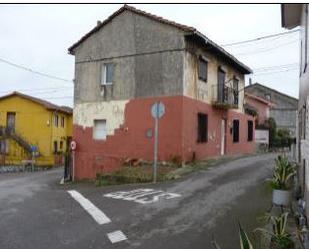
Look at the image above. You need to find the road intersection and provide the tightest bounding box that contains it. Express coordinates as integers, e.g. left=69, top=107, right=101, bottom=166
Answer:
left=0, top=153, right=275, bottom=249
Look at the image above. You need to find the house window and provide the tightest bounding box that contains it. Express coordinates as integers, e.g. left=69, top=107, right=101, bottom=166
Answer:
left=53, top=141, right=58, bottom=153
left=197, top=113, right=208, bottom=143
left=247, top=120, right=253, bottom=142
left=54, top=114, right=59, bottom=127
left=101, top=63, right=114, bottom=85
left=233, top=77, right=239, bottom=106
left=61, top=116, right=65, bottom=127
left=60, top=141, right=63, bottom=150
left=265, top=94, right=271, bottom=101
left=233, top=120, right=240, bottom=143
left=93, top=119, right=107, bottom=140
left=218, top=67, right=226, bottom=103
left=198, top=57, right=208, bottom=82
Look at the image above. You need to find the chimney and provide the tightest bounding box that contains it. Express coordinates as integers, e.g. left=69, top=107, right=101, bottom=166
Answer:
left=97, top=21, right=101, bottom=26
left=249, top=78, right=252, bottom=85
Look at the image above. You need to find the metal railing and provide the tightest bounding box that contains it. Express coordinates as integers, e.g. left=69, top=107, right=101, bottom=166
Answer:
left=0, top=126, right=33, bottom=153
left=211, top=84, right=239, bottom=108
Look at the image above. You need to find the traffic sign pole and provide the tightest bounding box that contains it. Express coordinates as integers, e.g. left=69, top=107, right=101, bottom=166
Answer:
left=153, top=103, right=159, bottom=183
left=151, top=101, right=165, bottom=183
left=70, top=141, right=77, bottom=182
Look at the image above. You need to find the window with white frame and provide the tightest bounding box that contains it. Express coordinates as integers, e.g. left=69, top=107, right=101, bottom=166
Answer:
left=101, top=63, right=114, bottom=85
left=93, top=119, right=107, bottom=140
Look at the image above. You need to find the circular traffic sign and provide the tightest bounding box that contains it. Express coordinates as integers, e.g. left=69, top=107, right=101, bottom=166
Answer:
left=70, top=141, right=77, bottom=151
left=151, top=102, right=165, bottom=119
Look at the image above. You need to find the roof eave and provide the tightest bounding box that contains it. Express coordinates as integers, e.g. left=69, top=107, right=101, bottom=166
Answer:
left=186, top=31, right=252, bottom=75
left=281, top=4, right=302, bottom=29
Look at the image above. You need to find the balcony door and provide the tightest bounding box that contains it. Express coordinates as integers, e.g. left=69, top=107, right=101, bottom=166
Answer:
left=7, top=112, right=16, bottom=133
left=218, top=68, right=226, bottom=103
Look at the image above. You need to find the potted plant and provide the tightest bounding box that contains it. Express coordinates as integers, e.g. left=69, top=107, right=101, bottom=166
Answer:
left=211, top=223, right=254, bottom=249
left=256, top=212, right=294, bottom=249
left=271, top=155, right=296, bottom=206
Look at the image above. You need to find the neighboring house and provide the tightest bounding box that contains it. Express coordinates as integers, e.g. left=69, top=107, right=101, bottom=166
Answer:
left=245, top=83, right=298, bottom=137
left=69, top=5, right=255, bottom=180
left=244, top=93, right=275, bottom=146
left=281, top=4, right=309, bottom=216
left=244, top=92, right=275, bottom=127
left=0, top=92, right=73, bottom=166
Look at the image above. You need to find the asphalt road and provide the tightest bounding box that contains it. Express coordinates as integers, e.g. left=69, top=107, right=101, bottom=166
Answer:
left=0, top=153, right=276, bottom=249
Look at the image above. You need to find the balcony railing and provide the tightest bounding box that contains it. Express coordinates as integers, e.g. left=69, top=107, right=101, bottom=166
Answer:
left=211, top=84, right=239, bottom=109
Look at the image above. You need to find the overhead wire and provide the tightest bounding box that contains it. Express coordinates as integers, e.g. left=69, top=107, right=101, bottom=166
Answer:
left=221, top=29, right=300, bottom=47
left=0, top=57, right=72, bottom=83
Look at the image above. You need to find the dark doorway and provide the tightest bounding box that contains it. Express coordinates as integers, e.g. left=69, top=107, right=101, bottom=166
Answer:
left=6, top=112, right=16, bottom=133
left=218, top=68, right=226, bottom=103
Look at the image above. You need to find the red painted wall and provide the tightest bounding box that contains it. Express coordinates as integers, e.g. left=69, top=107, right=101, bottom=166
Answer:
left=73, top=96, right=255, bottom=179
left=73, top=96, right=183, bottom=179
left=181, top=97, right=255, bottom=161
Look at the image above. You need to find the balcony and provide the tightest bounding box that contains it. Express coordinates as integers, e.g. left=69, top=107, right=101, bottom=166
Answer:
left=211, top=84, right=239, bottom=109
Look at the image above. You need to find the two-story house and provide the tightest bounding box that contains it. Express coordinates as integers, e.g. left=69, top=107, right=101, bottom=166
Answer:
left=69, top=5, right=255, bottom=179
left=0, top=91, right=72, bottom=166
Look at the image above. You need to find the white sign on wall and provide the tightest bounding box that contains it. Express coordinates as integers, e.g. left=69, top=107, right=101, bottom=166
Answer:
left=255, top=129, right=269, bottom=144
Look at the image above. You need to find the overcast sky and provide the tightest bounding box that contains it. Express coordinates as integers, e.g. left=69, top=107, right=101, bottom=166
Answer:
left=0, top=4, right=299, bottom=107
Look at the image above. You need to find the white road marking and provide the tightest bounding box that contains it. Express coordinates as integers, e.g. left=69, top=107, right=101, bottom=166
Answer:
left=67, top=190, right=111, bottom=225
left=107, top=230, right=128, bottom=243
left=104, top=188, right=181, bottom=204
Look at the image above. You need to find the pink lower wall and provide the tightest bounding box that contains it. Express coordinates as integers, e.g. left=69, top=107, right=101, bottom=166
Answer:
left=73, top=96, right=255, bottom=179
left=245, top=97, right=269, bottom=126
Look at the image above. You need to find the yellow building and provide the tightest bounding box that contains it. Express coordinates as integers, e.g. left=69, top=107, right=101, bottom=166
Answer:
left=0, top=91, right=72, bottom=166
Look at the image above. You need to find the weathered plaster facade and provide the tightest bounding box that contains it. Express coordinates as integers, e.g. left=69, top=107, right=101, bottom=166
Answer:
left=183, top=41, right=245, bottom=112
left=73, top=11, right=185, bottom=104
left=73, top=100, right=128, bottom=135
